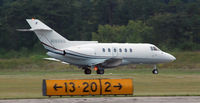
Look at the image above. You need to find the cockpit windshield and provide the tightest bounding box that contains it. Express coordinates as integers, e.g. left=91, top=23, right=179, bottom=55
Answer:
left=150, top=46, right=161, bottom=51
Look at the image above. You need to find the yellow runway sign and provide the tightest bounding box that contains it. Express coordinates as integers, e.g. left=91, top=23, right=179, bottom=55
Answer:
left=43, top=78, right=133, bottom=96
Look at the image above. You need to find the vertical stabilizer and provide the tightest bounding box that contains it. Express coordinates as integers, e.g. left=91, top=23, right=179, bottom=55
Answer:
left=17, top=19, right=99, bottom=55
left=25, top=19, right=70, bottom=54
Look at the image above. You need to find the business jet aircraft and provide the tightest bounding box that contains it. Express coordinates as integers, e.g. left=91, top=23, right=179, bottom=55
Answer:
left=17, top=19, right=176, bottom=75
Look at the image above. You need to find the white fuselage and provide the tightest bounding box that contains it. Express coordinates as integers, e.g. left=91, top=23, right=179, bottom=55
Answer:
left=47, top=43, right=176, bottom=68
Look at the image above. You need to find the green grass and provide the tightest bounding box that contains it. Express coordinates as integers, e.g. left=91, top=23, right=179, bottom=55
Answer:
left=0, top=51, right=200, bottom=99
left=0, top=69, right=200, bottom=99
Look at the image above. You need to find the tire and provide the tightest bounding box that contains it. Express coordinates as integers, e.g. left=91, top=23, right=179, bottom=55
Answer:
left=99, top=70, right=104, bottom=74
left=84, top=69, right=91, bottom=74
left=96, top=70, right=100, bottom=74
left=152, top=69, right=158, bottom=74
left=97, top=69, right=104, bottom=74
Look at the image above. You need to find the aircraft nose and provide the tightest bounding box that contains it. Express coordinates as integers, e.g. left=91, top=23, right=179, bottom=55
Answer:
left=167, top=53, right=176, bottom=61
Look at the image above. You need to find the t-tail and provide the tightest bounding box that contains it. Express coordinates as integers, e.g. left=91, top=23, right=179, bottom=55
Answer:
left=17, top=19, right=71, bottom=55
left=17, top=19, right=98, bottom=55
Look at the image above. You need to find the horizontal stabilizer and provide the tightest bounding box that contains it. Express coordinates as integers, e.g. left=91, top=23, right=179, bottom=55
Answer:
left=16, top=28, right=52, bottom=32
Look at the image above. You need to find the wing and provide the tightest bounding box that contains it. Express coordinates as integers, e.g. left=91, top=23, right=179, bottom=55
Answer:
left=100, top=58, right=123, bottom=68
left=43, top=58, right=69, bottom=64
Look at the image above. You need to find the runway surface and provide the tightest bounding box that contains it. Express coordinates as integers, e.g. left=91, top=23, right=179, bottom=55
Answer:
left=0, top=96, right=200, bottom=103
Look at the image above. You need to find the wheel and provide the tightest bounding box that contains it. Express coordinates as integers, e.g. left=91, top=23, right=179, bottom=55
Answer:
left=152, top=69, right=158, bottom=74
left=96, top=69, right=104, bottom=74
left=84, top=69, right=91, bottom=74
left=99, top=69, right=104, bottom=74
left=96, top=70, right=100, bottom=74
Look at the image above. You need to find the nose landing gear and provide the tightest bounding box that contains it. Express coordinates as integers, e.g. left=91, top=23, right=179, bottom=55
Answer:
left=152, top=65, right=159, bottom=74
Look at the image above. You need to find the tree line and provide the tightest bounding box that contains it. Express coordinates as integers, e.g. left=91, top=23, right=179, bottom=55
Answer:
left=0, top=0, right=200, bottom=54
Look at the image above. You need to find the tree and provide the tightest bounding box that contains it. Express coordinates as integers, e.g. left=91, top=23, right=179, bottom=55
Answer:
left=92, top=20, right=153, bottom=43
left=0, top=0, right=200, bottom=52
left=148, top=12, right=200, bottom=50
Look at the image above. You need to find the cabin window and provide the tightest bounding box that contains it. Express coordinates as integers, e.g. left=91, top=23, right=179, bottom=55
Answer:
left=119, top=48, right=122, bottom=52
left=114, top=48, right=117, bottom=52
left=130, top=48, right=132, bottom=52
left=108, top=48, right=111, bottom=52
left=102, top=48, right=105, bottom=52
left=125, top=48, right=127, bottom=52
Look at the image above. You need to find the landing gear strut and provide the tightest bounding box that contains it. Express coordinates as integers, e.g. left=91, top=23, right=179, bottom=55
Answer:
left=83, top=67, right=91, bottom=74
left=152, top=65, right=158, bottom=74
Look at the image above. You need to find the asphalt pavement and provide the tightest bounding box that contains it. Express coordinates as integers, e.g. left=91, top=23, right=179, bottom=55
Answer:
left=0, top=96, right=200, bottom=103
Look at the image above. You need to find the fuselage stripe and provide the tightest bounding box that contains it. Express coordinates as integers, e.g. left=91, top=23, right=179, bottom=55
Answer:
left=41, top=41, right=63, bottom=52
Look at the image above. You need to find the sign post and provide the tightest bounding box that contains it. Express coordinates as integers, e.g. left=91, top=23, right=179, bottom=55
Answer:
left=43, top=78, right=133, bottom=96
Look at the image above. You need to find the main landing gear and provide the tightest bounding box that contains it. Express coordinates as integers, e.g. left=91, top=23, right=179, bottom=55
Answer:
left=95, top=65, right=104, bottom=75
left=83, top=67, right=91, bottom=74
left=152, top=65, right=158, bottom=74
left=96, top=69, right=104, bottom=74
left=82, top=66, right=105, bottom=75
